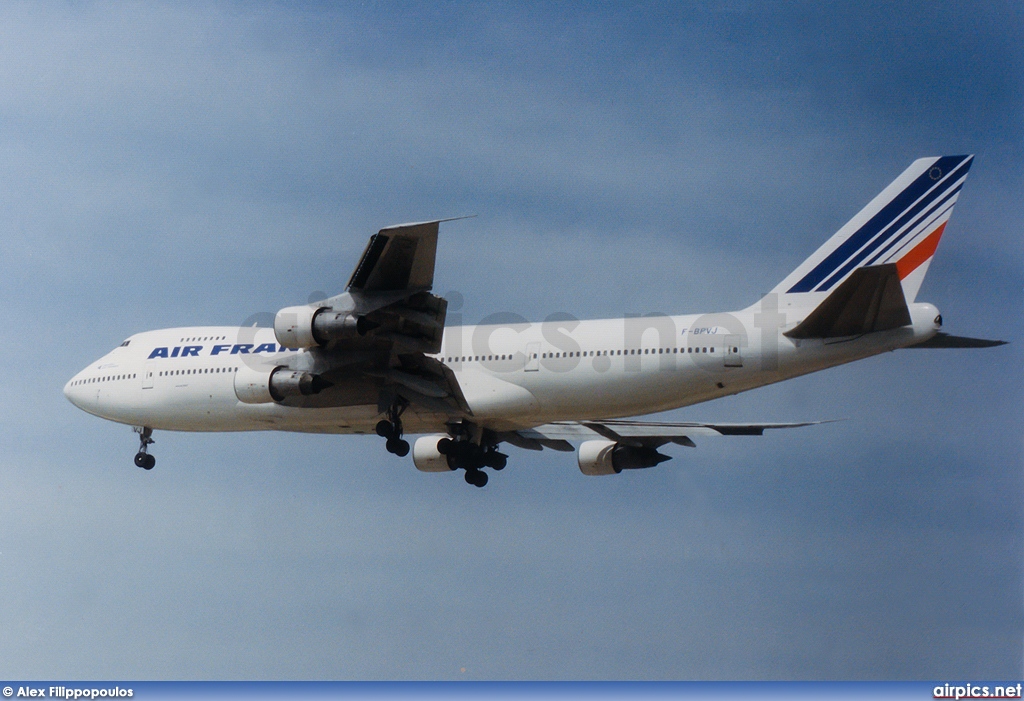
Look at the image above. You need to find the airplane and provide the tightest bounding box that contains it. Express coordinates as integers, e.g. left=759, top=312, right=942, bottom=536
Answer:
left=64, top=155, right=1005, bottom=487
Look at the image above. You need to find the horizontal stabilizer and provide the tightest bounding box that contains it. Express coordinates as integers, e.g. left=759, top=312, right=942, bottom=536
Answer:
left=907, top=333, right=1008, bottom=349
left=785, top=264, right=911, bottom=339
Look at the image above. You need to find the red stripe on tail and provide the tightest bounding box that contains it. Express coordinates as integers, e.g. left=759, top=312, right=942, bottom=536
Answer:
left=896, top=222, right=947, bottom=279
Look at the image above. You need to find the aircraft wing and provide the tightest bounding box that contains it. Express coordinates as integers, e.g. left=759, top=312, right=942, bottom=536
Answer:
left=313, top=217, right=473, bottom=353
left=277, top=219, right=474, bottom=415
left=347, top=220, right=442, bottom=293
left=342, top=216, right=472, bottom=294
left=498, top=419, right=830, bottom=452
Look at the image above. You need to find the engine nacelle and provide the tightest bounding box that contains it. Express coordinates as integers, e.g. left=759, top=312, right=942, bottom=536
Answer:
left=412, top=434, right=456, bottom=472
left=577, top=440, right=671, bottom=476
left=274, top=305, right=321, bottom=349
left=274, top=305, right=370, bottom=349
left=233, top=364, right=330, bottom=404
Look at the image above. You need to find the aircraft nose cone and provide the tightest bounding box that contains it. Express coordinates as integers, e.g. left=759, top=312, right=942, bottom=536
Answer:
left=64, top=374, right=84, bottom=409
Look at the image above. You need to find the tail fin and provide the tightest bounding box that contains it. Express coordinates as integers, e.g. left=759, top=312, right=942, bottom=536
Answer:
left=772, top=155, right=973, bottom=303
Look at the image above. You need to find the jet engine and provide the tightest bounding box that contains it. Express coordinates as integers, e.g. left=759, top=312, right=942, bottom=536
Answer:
left=577, top=440, right=671, bottom=476
left=412, top=434, right=456, bottom=472
left=233, top=364, right=331, bottom=404
left=273, top=305, right=372, bottom=349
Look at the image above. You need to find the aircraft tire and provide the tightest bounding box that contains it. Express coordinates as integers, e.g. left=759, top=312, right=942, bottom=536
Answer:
left=386, top=437, right=410, bottom=456
left=464, top=469, right=487, bottom=487
left=134, top=452, right=148, bottom=468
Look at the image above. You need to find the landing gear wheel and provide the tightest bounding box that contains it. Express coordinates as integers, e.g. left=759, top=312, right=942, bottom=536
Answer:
left=133, top=427, right=155, bottom=470
left=387, top=438, right=410, bottom=457
left=378, top=400, right=410, bottom=456
left=465, top=469, right=488, bottom=488
left=484, top=451, right=507, bottom=470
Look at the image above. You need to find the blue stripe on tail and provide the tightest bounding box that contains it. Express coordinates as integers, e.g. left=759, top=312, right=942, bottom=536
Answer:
left=787, top=155, right=971, bottom=293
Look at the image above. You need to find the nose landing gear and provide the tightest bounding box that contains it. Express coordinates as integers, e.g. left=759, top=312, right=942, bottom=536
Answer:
left=133, top=426, right=156, bottom=470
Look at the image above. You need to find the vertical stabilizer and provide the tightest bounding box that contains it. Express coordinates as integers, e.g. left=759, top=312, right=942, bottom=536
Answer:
left=772, top=156, right=973, bottom=304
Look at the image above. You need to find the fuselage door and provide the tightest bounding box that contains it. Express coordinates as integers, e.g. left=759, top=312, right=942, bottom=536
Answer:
left=724, top=335, right=743, bottom=368
left=142, top=363, right=155, bottom=389
left=524, top=342, right=540, bottom=372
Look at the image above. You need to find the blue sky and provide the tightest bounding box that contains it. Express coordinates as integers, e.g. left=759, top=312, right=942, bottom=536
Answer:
left=0, top=1, right=1021, bottom=679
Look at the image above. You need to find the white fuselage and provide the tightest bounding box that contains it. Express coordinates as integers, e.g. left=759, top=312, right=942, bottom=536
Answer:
left=64, top=302, right=941, bottom=435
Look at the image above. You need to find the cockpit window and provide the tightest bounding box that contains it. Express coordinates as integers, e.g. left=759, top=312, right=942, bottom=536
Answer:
left=120, top=340, right=131, bottom=347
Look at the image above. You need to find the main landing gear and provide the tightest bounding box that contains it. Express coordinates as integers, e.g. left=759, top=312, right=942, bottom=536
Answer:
left=133, top=426, right=156, bottom=470
left=436, top=431, right=507, bottom=488
left=376, top=402, right=410, bottom=457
